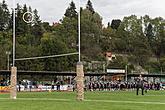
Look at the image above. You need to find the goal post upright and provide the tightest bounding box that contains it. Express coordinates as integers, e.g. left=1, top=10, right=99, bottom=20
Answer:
left=76, top=0, right=84, bottom=101
left=10, top=67, right=17, bottom=99
left=10, top=0, right=17, bottom=99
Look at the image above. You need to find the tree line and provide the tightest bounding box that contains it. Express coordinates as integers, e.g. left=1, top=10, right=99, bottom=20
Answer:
left=0, top=0, right=165, bottom=73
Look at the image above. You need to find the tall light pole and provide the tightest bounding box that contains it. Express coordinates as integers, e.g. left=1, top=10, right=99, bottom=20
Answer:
left=6, top=51, right=11, bottom=70
left=160, top=66, right=163, bottom=82
left=125, top=65, right=128, bottom=82
left=13, top=0, right=16, bottom=66
left=78, top=0, right=81, bottom=62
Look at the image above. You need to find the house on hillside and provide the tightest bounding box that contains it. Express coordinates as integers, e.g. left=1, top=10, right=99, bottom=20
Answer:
left=105, top=52, right=116, bottom=61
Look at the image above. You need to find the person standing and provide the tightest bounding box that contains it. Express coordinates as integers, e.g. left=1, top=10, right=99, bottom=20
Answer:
left=136, top=74, right=145, bottom=95
left=56, top=81, right=60, bottom=91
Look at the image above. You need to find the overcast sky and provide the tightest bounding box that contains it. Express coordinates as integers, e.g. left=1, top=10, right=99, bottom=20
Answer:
left=2, top=0, right=165, bottom=26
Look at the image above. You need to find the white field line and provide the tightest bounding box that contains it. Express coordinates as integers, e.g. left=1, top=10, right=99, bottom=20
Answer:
left=145, top=95, right=165, bottom=96
left=0, top=98, right=165, bottom=105
left=85, top=99, right=165, bottom=105
left=0, top=98, right=71, bottom=101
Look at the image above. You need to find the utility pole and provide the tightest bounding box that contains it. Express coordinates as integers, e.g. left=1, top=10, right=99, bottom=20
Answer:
left=160, top=67, right=163, bottom=82
left=6, top=51, right=11, bottom=70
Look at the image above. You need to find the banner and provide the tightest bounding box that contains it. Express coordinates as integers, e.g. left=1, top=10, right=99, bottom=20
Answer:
left=0, top=86, right=10, bottom=92
left=107, top=69, right=125, bottom=73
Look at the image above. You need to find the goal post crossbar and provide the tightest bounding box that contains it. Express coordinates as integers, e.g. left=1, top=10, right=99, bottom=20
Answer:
left=15, top=52, right=78, bottom=61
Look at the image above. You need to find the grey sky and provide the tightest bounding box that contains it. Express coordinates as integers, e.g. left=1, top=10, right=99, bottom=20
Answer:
left=2, top=0, right=165, bottom=26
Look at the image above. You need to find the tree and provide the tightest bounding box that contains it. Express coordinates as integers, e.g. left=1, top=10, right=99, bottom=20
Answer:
left=0, top=0, right=10, bottom=31
left=146, top=23, right=154, bottom=44
left=101, top=27, right=116, bottom=52
left=42, top=22, right=52, bottom=32
left=31, top=9, right=44, bottom=45
left=33, top=9, right=41, bottom=25
left=160, top=21, right=165, bottom=56
left=22, top=4, right=31, bottom=34
left=15, top=3, right=26, bottom=36
left=80, top=8, right=102, bottom=60
left=15, top=44, right=43, bottom=71
left=86, top=0, right=95, bottom=14
left=60, top=17, right=78, bottom=48
left=111, top=19, right=121, bottom=30
left=150, top=17, right=164, bottom=60
left=40, top=33, right=73, bottom=71
left=117, top=15, right=151, bottom=66
left=0, top=31, right=12, bottom=70
left=107, top=22, right=110, bottom=28
left=64, top=1, right=77, bottom=19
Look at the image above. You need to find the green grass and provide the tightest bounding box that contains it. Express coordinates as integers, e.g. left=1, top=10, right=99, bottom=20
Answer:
left=0, top=90, right=165, bottom=110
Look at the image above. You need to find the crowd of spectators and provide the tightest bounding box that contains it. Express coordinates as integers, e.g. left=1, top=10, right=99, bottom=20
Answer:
left=85, top=81, right=161, bottom=91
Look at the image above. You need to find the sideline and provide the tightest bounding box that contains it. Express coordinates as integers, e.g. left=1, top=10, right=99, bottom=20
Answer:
left=0, top=98, right=165, bottom=105
left=85, top=99, right=165, bottom=105
left=0, top=98, right=71, bottom=101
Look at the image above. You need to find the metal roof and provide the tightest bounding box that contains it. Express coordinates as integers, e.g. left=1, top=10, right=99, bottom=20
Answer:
left=0, top=70, right=106, bottom=76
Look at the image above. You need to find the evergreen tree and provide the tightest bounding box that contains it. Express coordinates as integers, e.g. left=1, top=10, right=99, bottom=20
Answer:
left=64, top=1, right=77, bottom=18
left=0, top=0, right=10, bottom=31
left=146, top=23, right=154, bottom=45
left=33, top=9, right=41, bottom=25
left=15, top=3, right=25, bottom=36
left=22, top=4, right=31, bottom=34
left=81, top=8, right=102, bottom=60
left=86, top=0, right=95, bottom=14
left=151, top=17, right=164, bottom=59
left=16, top=4, right=33, bottom=37
left=31, top=9, right=44, bottom=45
left=107, top=22, right=110, bottom=28
left=111, top=19, right=121, bottom=30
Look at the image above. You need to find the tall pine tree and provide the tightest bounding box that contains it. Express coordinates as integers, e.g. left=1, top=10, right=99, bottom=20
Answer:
left=64, top=1, right=77, bottom=18
left=0, top=0, right=10, bottom=31
left=86, top=0, right=95, bottom=14
left=31, top=9, right=44, bottom=45
left=146, top=23, right=154, bottom=46
left=16, top=3, right=24, bottom=36
left=111, top=19, right=121, bottom=30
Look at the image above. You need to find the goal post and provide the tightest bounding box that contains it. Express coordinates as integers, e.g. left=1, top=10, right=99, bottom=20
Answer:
left=10, top=66, right=17, bottom=99
left=9, top=52, right=80, bottom=99
left=76, top=62, right=84, bottom=101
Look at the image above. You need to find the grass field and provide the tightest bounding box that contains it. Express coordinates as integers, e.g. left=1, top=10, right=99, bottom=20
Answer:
left=0, top=90, right=165, bottom=110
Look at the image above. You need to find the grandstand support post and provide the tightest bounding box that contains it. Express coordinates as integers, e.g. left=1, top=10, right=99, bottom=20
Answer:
left=76, top=62, right=84, bottom=101
left=10, top=66, right=17, bottom=99
left=125, top=65, right=128, bottom=82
